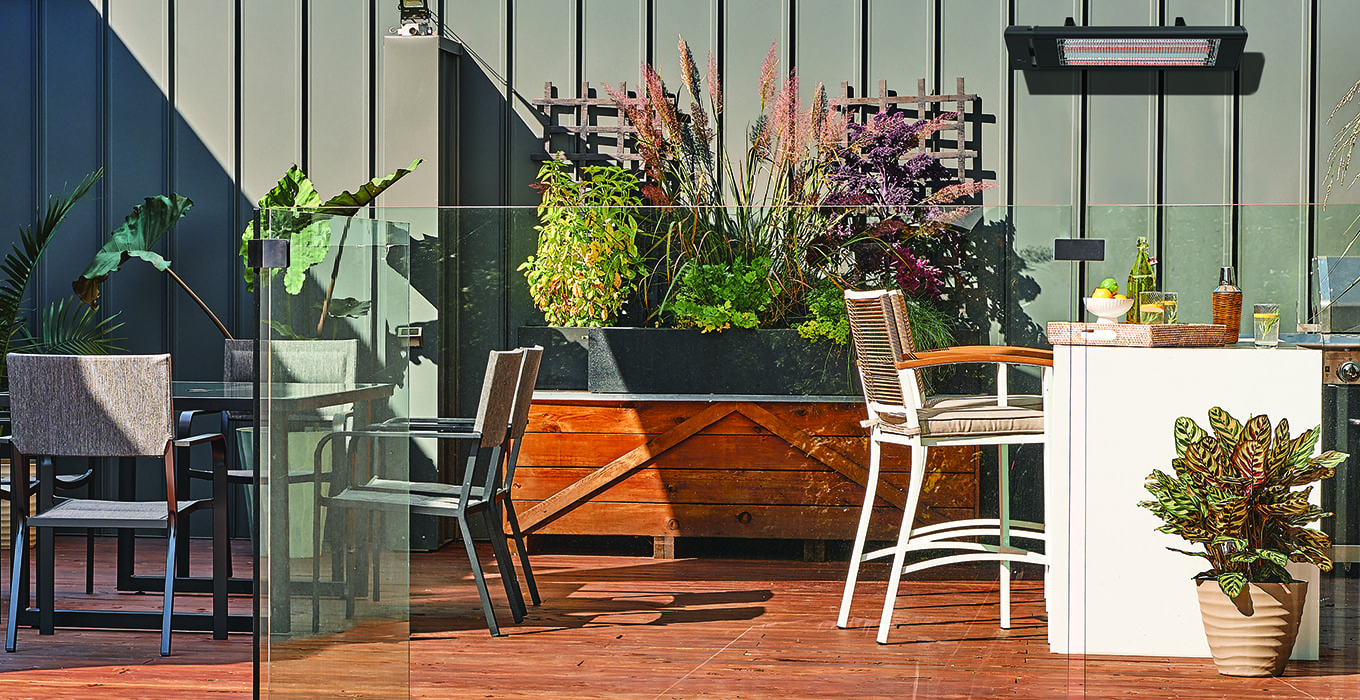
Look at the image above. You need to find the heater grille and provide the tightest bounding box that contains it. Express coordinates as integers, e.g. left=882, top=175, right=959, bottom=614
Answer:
left=1057, top=37, right=1221, bottom=67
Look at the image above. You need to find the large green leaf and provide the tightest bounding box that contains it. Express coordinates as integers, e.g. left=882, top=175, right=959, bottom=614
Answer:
left=1216, top=571, right=1247, bottom=598
left=240, top=159, right=422, bottom=294
left=320, top=158, right=423, bottom=214
left=73, top=194, right=194, bottom=306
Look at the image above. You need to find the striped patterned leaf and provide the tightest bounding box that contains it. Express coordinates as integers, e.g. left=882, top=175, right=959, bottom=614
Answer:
left=1282, top=462, right=1336, bottom=487
left=1208, top=406, right=1243, bottom=452
left=1182, top=438, right=1217, bottom=480
left=1173, top=416, right=1207, bottom=458
left=1266, top=418, right=1292, bottom=482
left=1289, top=427, right=1320, bottom=468
left=1210, top=494, right=1248, bottom=537
left=1257, top=549, right=1289, bottom=569
left=1233, top=438, right=1267, bottom=486
left=1217, top=571, right=1247, bottom=598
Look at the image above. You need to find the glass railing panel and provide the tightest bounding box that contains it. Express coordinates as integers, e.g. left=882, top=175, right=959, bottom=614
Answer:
left=1067, top=203, right=1360, bottom=696
left=257, top=210, right=411, bottom=698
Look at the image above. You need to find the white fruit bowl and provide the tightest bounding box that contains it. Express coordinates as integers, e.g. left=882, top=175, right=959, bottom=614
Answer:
left=1083, top=296, right=1134, bottom=324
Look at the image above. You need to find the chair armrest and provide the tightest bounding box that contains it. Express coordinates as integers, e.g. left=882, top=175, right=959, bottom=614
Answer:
left=896, top=345, right=1053, bottom=370
left=173, top=432, right=227, bottom=448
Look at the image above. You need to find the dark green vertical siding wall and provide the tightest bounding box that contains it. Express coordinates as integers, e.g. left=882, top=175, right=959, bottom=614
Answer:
left=3, top=1, right=1360, bottom=378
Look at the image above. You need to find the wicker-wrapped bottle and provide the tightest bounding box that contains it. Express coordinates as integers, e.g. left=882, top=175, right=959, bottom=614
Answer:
left=1126, top=237, right=1155, bottom=323
left=1213, top=266, right=1242, bottom=344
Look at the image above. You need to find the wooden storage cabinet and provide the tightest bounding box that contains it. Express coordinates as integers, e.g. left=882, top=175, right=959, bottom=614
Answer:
left=513, top=395, right=978, bottom=543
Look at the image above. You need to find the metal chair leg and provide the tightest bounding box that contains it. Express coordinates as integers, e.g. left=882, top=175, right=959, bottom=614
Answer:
left=161, top=523, right=177, bottom=656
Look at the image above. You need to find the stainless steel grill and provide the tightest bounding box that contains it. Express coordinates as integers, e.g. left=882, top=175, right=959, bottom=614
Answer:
left=1286, top=256, right=1360, bottom=566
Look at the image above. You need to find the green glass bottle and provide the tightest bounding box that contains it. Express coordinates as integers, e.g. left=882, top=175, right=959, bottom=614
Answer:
left=1126, top=237, right=1155, bottom=323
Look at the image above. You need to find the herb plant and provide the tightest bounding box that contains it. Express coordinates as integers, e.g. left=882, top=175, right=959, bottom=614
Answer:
left=667, top=257, right=773, bottom=333
left=1139, top=407, right=1343, bottom=598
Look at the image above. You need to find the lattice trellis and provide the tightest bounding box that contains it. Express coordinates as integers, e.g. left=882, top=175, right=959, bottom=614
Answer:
left=530, top=82, right=642, bottom=166
left=532, top=77, right=981, bottom=182
left=836, top=77, right=979, bottom=182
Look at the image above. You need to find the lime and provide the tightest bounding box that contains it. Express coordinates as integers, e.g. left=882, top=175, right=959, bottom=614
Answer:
left=1099, top=278, right=1119, bottom=294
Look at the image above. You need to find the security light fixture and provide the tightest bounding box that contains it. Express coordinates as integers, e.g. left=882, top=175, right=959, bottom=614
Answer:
left=1005, top=18, right=1246, bottom=71
left=396, top=0, right=434, bottom=36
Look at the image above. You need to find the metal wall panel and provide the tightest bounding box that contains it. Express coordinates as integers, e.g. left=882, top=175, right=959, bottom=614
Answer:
left=795, top=0, right=860, bottom=107
left=240, top=0, right=302, bottom=203
left=0, top=3, right=35, bottom=242
left=172, top=1, right=238, bottom=377
left=1011, top=1, right=1080, bottom=330
left=654, top=0, right=717, bottom=93
left=865, top=0, right=933, bottom=103
left=1314, top=0, right=1360, bottom=267
left=1161, top=0, right=1234, bottom=326
left=38, top=1, right=104, bottom=312
left=1084, top=0, right=1159, bottom=334
left=722, top=0, right=788, bottom=199
left=1240, top=0, right=1312, bottom=333
left=307, top=0, right=373, bottom=200
left=105, top=0, right=171, bottom=357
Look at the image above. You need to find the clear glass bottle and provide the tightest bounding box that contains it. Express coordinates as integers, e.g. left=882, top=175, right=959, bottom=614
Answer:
left=1126, top=237, right=1155, bottom=323
left=1213, top=266, right=1242, bottom=344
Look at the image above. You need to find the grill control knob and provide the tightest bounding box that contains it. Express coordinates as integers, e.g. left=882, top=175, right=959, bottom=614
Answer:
left=1339, top=361, right=1360, bottom=383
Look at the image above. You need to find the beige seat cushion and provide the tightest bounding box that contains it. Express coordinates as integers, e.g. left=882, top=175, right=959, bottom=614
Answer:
left=879, top=395, right=1044, bottom=438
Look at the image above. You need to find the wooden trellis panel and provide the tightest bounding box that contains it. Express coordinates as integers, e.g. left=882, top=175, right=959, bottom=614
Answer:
left=837, top=77, right=979, bottom=182
left=530, top=82, right=643, bottom=166
left=532, top=77, right=981, bottom=182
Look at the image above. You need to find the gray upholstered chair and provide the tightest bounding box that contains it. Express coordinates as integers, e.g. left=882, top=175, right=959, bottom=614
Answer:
left=313, top=349, right=526, bottom=636
left=187, top=339, right=359, bottom=539
left=837, top=290, right=1052, bottom=644
left=4, top=353, right=227, bottom=656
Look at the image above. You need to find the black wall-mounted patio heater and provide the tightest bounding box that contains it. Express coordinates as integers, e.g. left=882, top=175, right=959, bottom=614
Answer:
left=1005, top=18, right=1247, bottom=71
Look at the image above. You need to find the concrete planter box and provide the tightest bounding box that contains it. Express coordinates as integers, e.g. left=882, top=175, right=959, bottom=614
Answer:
left=519, top=326, right=858, bottom=396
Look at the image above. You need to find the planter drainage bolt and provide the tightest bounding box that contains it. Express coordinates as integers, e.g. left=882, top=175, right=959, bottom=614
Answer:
left=666, top=519, right=679, bottom=530
left=736, top=511, right=753, bottom=524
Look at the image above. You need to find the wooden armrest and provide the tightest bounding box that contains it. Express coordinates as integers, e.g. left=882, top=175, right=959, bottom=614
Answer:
left=896, top=345, right=1054, bottom=370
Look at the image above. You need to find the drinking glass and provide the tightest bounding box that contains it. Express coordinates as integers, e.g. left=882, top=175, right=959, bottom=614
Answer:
left=1138, top=291, right=1165, bottom=324
left=1253, top=303, right=1280, bottom=347
left=1162, top=292, right=1178, bottom=324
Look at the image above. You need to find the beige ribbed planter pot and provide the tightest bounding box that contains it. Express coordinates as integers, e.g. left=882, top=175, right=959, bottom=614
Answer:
left=1195, top=579, right=1307, bottom=677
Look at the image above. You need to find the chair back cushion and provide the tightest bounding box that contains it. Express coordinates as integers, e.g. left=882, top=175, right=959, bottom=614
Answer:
left=7, top=353, right=173, bottom=457
left=224, top=339, right=358, bottom=384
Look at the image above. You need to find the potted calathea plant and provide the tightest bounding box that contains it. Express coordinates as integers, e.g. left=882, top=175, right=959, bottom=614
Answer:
left=1139, top=407, right=1345, bottom=677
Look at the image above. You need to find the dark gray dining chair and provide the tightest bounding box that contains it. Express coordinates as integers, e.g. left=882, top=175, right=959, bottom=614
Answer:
left=313, top=348, right=525, bottom=636
left=4, top=353, right=228, bottom=656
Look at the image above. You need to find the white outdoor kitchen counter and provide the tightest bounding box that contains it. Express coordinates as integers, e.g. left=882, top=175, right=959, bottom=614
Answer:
left=1045, top=341, right=1322, bottom=659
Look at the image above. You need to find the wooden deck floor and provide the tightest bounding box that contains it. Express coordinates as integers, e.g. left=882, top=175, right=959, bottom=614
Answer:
left=0, top=536, right=1357, bottom=698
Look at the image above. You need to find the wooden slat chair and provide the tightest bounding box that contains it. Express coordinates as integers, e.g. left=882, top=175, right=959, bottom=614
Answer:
left=837, top=290, right=1052, bottom=644
left=311, top=349, right=526, bottom=636
left=3, top=353, right=227, bottom=656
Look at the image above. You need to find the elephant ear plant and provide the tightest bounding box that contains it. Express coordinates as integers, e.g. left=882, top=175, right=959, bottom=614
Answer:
left=1139, top=406, right=1346, bottom=599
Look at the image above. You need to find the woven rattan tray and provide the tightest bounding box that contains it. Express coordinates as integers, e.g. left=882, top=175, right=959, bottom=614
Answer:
left=1046, top=321, right=1228, bottom=347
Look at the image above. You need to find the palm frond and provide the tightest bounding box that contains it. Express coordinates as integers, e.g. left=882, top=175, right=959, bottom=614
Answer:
left=12, top=296, right=126, bottom=356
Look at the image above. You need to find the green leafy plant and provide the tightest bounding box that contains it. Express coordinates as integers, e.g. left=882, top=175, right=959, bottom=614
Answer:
left=667, top=257, right=773, bottom=333
left=12, top=296, right=125, bottom=355
left=795, top=282, right=850, bottom=345
left=1139, top=407, right=1345, bottom=599
left=1, top=170, right=106, bottom=384
left=71, top=193, right=234, bottom=338
left=520, top=158, right=645, bottom=327
left=240, top=159, right=421, bottom=335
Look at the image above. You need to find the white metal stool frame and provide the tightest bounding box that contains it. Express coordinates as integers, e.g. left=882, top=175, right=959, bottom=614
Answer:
left=836, top=289, right=1053, bottom=644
